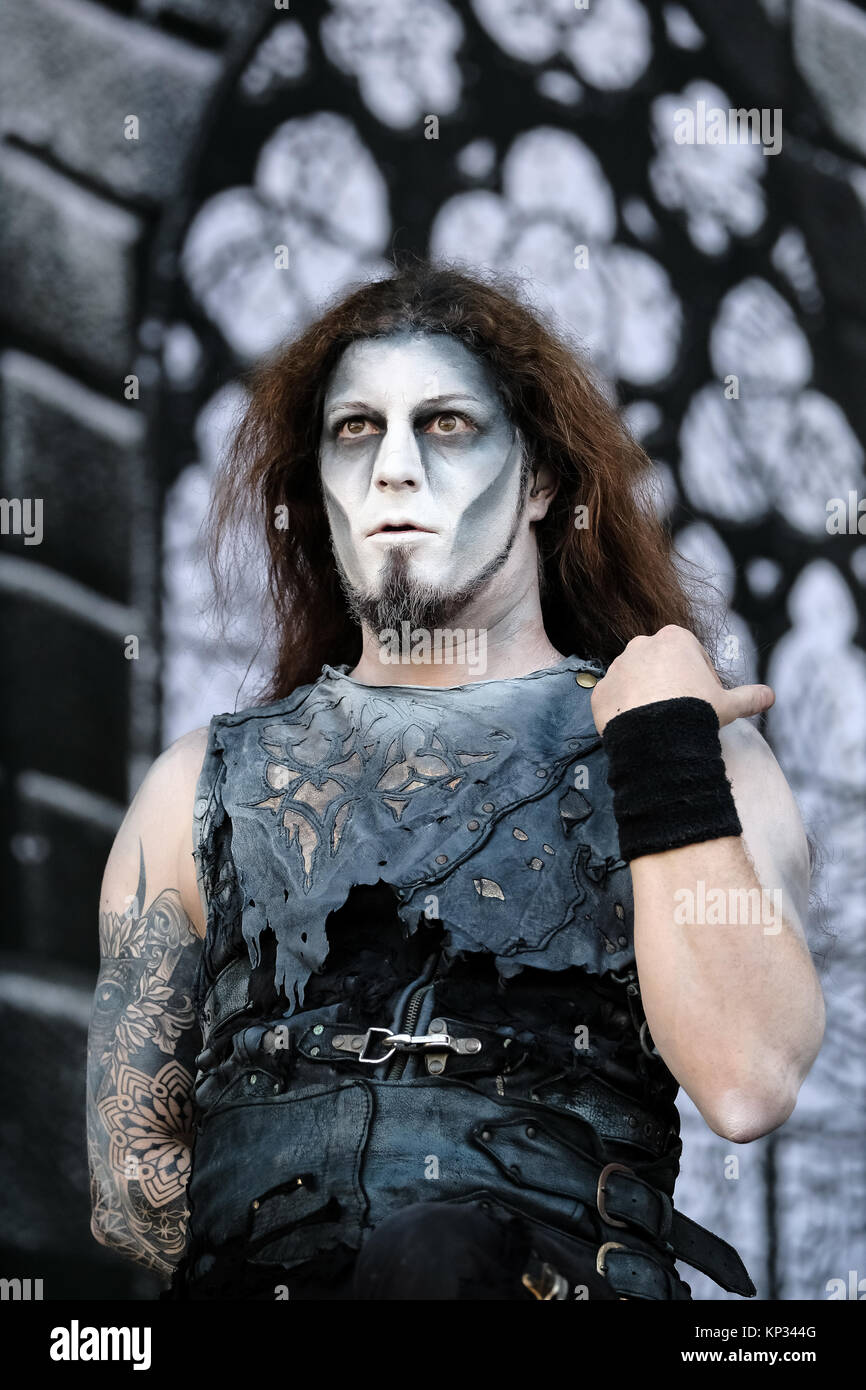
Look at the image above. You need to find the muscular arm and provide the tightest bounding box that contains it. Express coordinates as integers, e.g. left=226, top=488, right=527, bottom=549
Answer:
left=590, top=626, right=825, bottom=1143
left=630, top=718, right=825, bottom=1143
left=87, top=729, right=208, bottom=1279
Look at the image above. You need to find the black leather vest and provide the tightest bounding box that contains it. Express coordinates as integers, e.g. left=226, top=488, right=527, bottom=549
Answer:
left=174, top=655, right=755, bottom=1301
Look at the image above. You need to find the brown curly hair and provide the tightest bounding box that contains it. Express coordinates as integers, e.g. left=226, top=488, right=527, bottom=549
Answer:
left=207, top=253, right=723, bottom=700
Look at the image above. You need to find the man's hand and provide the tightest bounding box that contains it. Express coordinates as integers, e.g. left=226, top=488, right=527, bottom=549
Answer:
left=590, top=625, right=775, bottom=736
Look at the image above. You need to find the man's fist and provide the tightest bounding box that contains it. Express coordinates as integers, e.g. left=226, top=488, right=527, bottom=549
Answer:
left=590, top=625, right=775, bottom=737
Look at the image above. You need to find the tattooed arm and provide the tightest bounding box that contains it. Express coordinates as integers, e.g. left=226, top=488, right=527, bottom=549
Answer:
left=87, top=728, right=209, bottom=1279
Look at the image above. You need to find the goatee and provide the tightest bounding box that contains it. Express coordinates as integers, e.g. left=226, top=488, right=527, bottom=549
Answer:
left=337, top=544, right=479, bottom=633
left=334, top=507, right=525, bottom=638
left=331, top=456, right=532, bottom=637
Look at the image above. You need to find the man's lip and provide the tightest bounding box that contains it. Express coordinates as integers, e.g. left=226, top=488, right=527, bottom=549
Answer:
left=366, top=523, right=436, bottom=537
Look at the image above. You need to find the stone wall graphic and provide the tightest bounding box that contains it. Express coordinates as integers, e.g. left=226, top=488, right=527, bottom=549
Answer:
left=0, top=0, right=863, bottom=1299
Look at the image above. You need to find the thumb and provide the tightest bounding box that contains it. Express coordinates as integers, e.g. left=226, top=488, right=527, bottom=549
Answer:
left=720, top=683, right=775, bottom=725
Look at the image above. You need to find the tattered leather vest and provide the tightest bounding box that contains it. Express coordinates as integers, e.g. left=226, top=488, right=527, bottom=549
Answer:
left=176, top=655, right=755, bottom=1301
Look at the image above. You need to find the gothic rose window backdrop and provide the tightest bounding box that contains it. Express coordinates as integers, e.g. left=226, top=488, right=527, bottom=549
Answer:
left=0, top=0, right=863, bottom=1300
left=161, top=0, right=866, bottom=1303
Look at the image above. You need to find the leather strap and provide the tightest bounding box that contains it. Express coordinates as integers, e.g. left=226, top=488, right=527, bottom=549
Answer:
left=296, top=1017, right=519, bottom=1070
left=204, top=969, right=673, bottom=1158
left=535, top=1078, right=675, bottom=1159
left=472, top=1114, right=755, bottom=1297
left=201, top=957, right=252, bottom=1046
left=602, top=1246, right=693, bottom=1301
left=198, top=964, right=754, bottom=1297
left=301, top=1018, right=673, bottom=1158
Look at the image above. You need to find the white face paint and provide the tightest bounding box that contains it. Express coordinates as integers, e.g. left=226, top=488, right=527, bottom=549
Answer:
left=318, top=331, right=530, bottom=629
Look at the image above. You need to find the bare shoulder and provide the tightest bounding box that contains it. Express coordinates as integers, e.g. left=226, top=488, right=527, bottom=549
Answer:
left=122, top=726, right=210, bottom=840
left=103, top=727, right=211, bottom=939
left=137, top=726, right=210, bottom=798
left=718, top=717, right=812, bottom=932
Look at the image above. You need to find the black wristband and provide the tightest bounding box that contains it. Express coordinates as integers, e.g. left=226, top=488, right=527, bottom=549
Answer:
left=601, top=697, right=743, bottom=861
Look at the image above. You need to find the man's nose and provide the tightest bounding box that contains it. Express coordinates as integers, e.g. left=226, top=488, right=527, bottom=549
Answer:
left=371, top=420, right=424, bottom=489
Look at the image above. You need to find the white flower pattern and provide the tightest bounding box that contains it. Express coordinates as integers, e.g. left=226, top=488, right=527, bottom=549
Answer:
left=650, top=81, right=770, bottom=256
left=321, top=0, right=465, bottom=129
left=159, top=0, right=865, bottom=1302
left=181, top=113, right=393, bottom=361
left=472, top=0, right=652, bottom=91
left=431, top=127, right=682, bottom=386
left=679, top=279, right=864, bottom=535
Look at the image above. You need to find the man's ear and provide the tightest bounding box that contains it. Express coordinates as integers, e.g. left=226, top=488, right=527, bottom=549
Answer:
left=514, top=425, right=557, bottom=516
left=528, top=459, right=559, bottom=513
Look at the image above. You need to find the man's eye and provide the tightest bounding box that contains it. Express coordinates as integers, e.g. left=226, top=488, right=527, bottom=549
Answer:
left=336, top=417, right=377, bottom=438
left=424, top=413, right=473, bottom=434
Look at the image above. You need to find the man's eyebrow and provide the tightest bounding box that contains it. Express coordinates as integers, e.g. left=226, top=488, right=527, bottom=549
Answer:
left=326, top=400, right=369, bottom=414
left=325, top=393, right=483, bottom=414
left=422, top=394, right=483, bottom=408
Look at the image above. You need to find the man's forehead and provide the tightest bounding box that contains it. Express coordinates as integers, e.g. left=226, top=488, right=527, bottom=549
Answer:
left=322, top=330, right=500, bottom=406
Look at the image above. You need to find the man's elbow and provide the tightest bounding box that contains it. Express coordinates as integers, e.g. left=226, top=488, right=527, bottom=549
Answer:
left=701, top=1081, right=798, bottom=1144
left=699, top=1005, right=825, bottom=1144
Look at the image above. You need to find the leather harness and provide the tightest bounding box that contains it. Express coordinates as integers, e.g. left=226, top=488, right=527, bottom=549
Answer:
left=197, top=955, right=756, bottom=1300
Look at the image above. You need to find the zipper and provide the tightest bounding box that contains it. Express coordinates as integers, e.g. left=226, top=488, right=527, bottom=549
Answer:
left=384, top=949, right=441, bottom=1080
left=385, top=981, right=431, bottom=1080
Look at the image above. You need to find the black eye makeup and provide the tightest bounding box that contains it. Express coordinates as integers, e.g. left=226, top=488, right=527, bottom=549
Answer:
left=331, top=415, right=374, bottom=437
left=329, top=407, right=483, bottom=440
left=421, top=410, right=480, bottom=434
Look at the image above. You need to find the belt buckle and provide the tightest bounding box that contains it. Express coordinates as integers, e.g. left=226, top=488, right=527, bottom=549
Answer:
left=357, top=1027, right=399, bottom=1064
left=596, top=1240, right=630, bottom=1300
left=596, top=1161, right=635, bottom=1229
left=596, top=1239, right=625, bottom=1276
left=354, top=1025, right=474, bottom=1066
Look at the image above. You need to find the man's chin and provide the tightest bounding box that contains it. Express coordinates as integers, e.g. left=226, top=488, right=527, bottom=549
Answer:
left=337, top=547, right=448, bottom=632
left=335, top=528, right=513, bottom=636
left=349, top=580, right=469, bottom=635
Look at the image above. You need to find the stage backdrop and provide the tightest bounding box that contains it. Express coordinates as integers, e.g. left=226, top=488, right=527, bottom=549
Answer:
left=0, top=0, right=863, bottom=1300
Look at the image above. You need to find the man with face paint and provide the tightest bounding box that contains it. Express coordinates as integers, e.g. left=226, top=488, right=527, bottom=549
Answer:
left=89, top=262, right=823, bottom=1301
left=318, top=330, right=562, bottom=686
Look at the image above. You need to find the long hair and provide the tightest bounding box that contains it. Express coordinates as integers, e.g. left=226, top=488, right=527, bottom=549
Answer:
left=207, top=255, right=724, bottom=701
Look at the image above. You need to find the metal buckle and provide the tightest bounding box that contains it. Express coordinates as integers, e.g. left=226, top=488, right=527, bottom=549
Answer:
left=356, top=1027, right=460, bottom=1064
left=389, top=1030, right=455, bottom=1051
left=596, top=1241, right=630, bottom=1299
left=596, top=1161, right=634, bottom=1228
left=357, top=1028, right=400, bottom=1063
left=596, top=1240, right=625, bottom=1276
left=639, top=1019, right=660, bottom=1059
